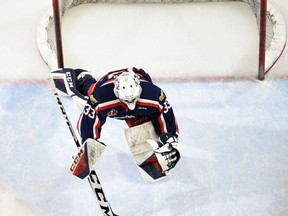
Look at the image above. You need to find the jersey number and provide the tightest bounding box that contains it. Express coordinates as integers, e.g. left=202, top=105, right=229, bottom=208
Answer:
left=83, top=104, right=95, bottom=119
left=163, top=99, right=171, bottom=113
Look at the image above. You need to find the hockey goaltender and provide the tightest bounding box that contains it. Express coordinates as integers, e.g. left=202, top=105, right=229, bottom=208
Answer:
left=51, top=67, right=181, bottom=182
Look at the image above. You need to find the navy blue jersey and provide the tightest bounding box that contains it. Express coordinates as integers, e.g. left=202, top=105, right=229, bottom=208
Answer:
left=77, top=68, right=179, bottom=143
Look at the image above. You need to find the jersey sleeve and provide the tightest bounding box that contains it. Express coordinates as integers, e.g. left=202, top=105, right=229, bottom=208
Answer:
left=77, top=94, right=106, bottom=143
left=152, top=89, right=179, bottom=139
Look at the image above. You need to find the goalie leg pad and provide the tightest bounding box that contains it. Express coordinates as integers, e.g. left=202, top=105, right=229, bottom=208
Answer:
left=125, top=121, right=157, bottom=165
left=139, top=154, right=168, bottom=180
left=70, top=139, right=106, bottom=179
left=125, top=121, right=170, bottom=182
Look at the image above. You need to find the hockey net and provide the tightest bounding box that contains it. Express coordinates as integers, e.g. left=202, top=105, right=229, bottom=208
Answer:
left=37, top=0, right=286, bottom=80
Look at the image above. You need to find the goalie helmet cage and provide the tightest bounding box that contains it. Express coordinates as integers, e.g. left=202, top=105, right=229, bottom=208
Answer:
left=37, top=0, right=287, bottom=80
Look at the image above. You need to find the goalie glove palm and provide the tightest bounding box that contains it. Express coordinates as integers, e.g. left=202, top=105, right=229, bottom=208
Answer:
left=147, top=133, right=180, bottom=172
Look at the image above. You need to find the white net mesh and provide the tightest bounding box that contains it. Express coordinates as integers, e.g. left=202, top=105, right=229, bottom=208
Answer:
left=36, top=0, right=286, bottom=76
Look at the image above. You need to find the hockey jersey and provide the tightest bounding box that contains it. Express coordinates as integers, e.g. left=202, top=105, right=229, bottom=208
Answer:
left=77, top=68, right=179, bottom=143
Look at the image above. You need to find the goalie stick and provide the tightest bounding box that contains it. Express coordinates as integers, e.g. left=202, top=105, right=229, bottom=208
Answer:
left=49, top=0, right=118, bottom=215
left=49, top=81, right=117, bottom=216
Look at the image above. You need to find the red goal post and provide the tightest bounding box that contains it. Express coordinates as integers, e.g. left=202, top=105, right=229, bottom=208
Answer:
left=36, top=0, right=287, bottom=80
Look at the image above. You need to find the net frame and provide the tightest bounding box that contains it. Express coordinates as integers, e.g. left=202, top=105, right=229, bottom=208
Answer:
left=36, top=0, right=287, bottom=80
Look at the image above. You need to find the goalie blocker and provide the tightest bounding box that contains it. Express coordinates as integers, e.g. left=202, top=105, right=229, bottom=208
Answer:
left=69, top=139, right=106, bottom=179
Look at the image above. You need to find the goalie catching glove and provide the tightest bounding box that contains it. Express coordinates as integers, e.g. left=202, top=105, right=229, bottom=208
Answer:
left=147, top=133, right=180, bottom=173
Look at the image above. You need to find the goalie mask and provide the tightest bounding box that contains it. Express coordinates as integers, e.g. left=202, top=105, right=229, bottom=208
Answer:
left=114, top=70, right=142, bottom=110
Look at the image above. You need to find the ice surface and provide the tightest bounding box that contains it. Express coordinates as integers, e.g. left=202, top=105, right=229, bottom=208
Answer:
left=0, top=1, right=288, bottom=216
left=1, top=80, right=288, bottom=216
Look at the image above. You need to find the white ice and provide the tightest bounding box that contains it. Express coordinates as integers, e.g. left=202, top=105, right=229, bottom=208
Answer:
left=0, top=1, right=288, bottom=216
